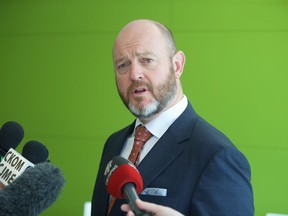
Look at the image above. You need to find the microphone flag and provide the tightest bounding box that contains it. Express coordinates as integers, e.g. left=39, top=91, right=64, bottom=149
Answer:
left=0, top=148, right=34, bottom=186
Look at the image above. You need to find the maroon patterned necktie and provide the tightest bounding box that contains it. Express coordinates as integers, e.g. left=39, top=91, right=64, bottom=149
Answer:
left=107, top=125, right=152, bottom=215
left=128, top=125, right=152, bottom=165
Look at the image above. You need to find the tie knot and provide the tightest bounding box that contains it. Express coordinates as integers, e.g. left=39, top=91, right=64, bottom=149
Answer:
left=134, top=125, right=152, bottom=142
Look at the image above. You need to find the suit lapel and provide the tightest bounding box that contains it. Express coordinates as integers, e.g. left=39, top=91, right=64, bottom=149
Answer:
left=137, top=131, right=183, bottom=188
left=137, top=102, right=197, bottom=188
left=104, top=123, right=135, bottom=160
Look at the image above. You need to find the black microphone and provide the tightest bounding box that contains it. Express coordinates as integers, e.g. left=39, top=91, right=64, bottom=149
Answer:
left=22, top=140, right=49, bottom=164
left=0, top=121, right=24, bottom=161
left=0, top=162, right=65, bottom=216
left=104, top=156, right=152, bottom=216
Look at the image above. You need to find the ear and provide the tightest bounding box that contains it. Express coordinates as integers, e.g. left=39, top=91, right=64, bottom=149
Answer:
left=172, top=51, right=186, bottom=79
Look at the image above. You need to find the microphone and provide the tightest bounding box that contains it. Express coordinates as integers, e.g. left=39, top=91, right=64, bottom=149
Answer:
left=104, top=156, right=152, bottom=216
left=0, top=121, right=24, bottom=161
left=22, top=140, right=49, bottom=164
left=0, top=140, right=49, bottom=186
left=0, top=162, right=65, bottom=216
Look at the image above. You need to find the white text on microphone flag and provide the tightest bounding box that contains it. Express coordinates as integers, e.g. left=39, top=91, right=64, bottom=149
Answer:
left=0, top=148, right=34, bottom=186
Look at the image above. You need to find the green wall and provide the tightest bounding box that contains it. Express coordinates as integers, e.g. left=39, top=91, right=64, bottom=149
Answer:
left=0, top=1, right=287, bottom=215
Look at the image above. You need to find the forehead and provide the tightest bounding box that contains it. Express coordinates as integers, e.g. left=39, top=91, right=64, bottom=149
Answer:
left=113, top=22, right=168, bottom=60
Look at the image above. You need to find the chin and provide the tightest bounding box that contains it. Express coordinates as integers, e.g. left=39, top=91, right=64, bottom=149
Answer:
left=129, top=100, right=159, bottom=119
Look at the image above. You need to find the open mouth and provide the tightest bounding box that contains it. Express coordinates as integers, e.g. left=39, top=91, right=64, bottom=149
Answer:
left=134, top=88, right=147, bottom=94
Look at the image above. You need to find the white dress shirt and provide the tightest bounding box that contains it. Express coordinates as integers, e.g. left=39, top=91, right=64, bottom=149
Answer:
left=120, top=95, right=188, bottom=165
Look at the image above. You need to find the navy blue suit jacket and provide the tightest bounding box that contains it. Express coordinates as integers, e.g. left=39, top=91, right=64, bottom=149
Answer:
left=91, top=102, right=254, bottom=215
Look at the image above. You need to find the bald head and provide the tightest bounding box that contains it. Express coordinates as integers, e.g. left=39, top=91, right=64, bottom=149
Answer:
left=113, top=19, right=177, bottom=59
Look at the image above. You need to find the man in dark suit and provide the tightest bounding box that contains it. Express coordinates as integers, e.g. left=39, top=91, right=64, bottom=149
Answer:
left=91, top=19, right=254, bottom=216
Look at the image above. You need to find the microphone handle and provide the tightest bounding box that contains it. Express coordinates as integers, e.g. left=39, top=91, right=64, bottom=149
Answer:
left=122, top=183, right=152, bottom=216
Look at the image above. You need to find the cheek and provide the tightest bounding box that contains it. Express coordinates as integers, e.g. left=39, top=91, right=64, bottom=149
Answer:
left=116, top=77, right=129, bottom=92
left=149, top=69, right=170, bottom=86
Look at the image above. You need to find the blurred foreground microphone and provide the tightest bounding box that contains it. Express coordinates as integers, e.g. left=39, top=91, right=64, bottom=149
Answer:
left=22, top=140, right=49, bottom=164
left=0, top=121, right=24, bottom=161
left=0, top=162, right=65, bottom=216
left=0, top=140, right=49, bottom=186
left=104, top=156, right=152, bottom=216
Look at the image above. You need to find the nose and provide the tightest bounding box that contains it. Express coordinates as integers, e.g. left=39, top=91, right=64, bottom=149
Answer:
left=129, top=62, right=143, bottom=81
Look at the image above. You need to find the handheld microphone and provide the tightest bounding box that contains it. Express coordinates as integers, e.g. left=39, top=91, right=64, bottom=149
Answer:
left=104, top=156, right=152, bottom=216
left=0, top=121, right=24, bottom=161
left=0, top=162, right=65, bottom=216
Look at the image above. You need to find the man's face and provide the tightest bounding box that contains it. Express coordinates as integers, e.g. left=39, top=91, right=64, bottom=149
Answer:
left=113, top=21, right=178, bottom=122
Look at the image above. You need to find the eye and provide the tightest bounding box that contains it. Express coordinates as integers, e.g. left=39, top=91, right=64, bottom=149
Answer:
left=117, top=61, right=130, bottom=70
left=140, top=58, right=153, bottom=64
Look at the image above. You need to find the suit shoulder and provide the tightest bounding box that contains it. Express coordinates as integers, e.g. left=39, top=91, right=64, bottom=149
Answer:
left=192, top=116, right=235, bottom=149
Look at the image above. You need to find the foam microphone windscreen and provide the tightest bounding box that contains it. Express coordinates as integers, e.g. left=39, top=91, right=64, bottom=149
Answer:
left=104, top=156, right=143, bottom=199
left=0, top=121, right=24, bottom=157
left=22, top=140, right=49, bottom=164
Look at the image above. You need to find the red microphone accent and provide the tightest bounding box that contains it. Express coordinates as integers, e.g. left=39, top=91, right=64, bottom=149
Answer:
left=106, top=163, right=143, bottom=199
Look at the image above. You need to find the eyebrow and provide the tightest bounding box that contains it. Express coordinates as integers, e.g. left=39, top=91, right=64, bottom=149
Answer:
left=114, top=51, right=157, bottom=66
left=114, top=57, right=127, bottom=66
left=136, top=51, right=157, bottom=58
